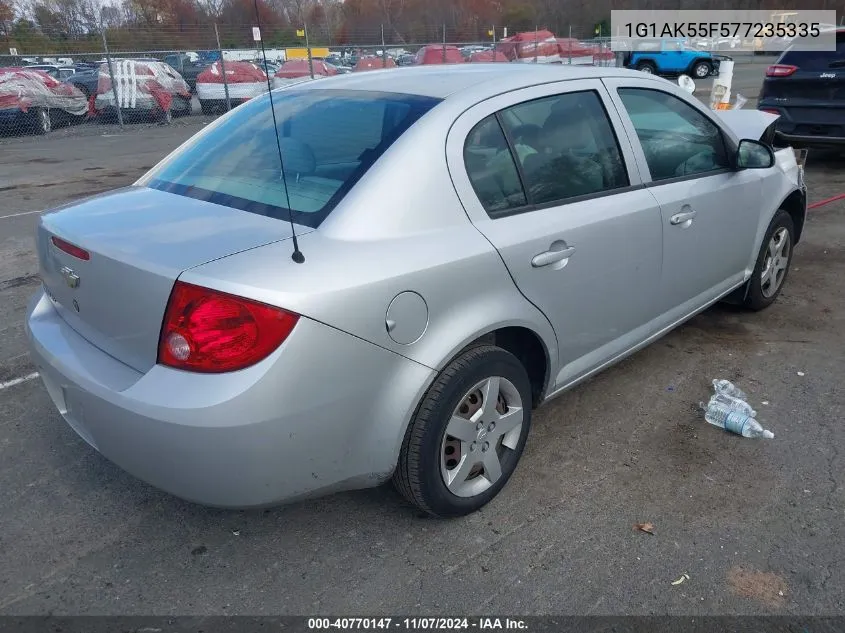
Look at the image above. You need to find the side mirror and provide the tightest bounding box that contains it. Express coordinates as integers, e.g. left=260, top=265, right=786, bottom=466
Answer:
left=736, top=138, right=775, bottom=169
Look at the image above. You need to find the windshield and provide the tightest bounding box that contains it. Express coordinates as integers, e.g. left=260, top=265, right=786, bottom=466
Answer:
left=144, top=89, right=440, bottom=228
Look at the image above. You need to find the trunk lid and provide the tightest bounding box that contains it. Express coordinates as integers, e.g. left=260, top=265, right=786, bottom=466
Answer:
left=37, top=186, right=303, bottom=373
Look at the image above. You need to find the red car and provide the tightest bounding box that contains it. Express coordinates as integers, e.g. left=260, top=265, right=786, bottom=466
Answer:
left=0, top=67, right=88, bottom=134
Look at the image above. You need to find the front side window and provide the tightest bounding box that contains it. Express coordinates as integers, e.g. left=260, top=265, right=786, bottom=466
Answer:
left=617, top=87, right=730, bottom=181
left=144, top=89, right=440, bottom=228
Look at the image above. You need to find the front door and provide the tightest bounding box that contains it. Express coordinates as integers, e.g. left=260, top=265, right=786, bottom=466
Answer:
left=603, top=80, right=762, bottom=317
left=447, top=79, right=664, bottom=389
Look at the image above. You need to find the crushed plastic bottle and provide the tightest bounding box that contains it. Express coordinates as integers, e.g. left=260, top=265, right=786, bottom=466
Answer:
left=707, top=392, right=757, bottom=419
left=701, top=400, right=774, bottom=439
left=712, top=379, right=748, bottom=401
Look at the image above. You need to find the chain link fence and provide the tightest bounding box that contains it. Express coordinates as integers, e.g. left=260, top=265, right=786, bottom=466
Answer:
left=1, top=21, right=750, bottom=139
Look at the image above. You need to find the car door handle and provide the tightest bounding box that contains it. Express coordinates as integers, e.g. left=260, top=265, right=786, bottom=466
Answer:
left=532, top=245, right=576, bottom=267
left=670, top=210, right=697, bottom=225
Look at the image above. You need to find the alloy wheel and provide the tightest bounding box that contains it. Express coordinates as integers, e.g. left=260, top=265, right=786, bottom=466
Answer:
left=440, top=376, right=524, bottom=498
left=39, top=109, right=51, bottom=134
left=694, top=63, right=710, bottom=78
left=761, top=227, right=791, bottom=298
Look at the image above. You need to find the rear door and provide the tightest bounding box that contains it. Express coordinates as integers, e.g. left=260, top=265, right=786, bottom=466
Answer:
left=604, top=78, right=762, bottom=318
left=761, top=33, right=845, bottom=139
left=446, top=79, right=665, bottom=389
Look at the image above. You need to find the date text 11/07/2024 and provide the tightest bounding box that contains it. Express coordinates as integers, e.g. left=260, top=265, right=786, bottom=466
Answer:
left=623, top=21, right=822, bottom=39
left=307, top=618, right=528, bottom=630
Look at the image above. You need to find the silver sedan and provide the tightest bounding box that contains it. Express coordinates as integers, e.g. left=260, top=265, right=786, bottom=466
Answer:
left=26, top=65, right=806, bottom=517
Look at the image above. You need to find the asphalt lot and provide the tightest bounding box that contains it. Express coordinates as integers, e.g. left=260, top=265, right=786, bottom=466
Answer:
left=1, top=63, right=844, bottom=616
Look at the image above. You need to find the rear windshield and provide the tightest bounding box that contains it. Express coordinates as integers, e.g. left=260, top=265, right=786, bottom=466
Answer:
left=145, top=89, right=440, bottom=228
left=778, top=33, right=845, bottom=69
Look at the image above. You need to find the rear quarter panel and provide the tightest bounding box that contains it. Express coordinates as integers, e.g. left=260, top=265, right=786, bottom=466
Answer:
left=179, top=115, right=559, bottom=381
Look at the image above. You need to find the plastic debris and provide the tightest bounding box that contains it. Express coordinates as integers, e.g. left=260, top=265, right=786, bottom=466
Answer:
left=713, top=379, right=747, bottom=401
left=672, top=573, right=690, bottom=585
left=702, top=400, right=774, bottom=439
left=797, top=372, right=805, bottom=377
left=702, top=380, right=773, bottom=439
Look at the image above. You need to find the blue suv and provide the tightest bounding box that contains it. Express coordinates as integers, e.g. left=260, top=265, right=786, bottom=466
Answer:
left=623, top=39, right=719, bottom=79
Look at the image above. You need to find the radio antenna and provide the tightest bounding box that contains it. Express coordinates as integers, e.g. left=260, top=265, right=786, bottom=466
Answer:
left=253, top=0, right=304, bottom=263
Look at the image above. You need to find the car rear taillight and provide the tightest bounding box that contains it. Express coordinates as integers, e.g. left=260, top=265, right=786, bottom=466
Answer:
left=51, top=236, right=90, bottom=260
left=158, top=281, right=299, bottom=373
left=766, top=64, right=798, bottom=77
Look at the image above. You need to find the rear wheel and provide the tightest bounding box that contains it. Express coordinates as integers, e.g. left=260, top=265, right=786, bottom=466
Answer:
left=393, top=345, right=532, bottom=518
left=636, top=60, right=656, bottom=74
left=744, top=209, right=795, bottom=311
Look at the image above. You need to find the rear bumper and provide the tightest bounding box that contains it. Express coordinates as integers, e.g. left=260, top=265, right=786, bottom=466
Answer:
left=760, top=103, right=845, bottom=147
left=25, top=288, right=434, bottom=508
left=774, top=131, right=845, bottom=147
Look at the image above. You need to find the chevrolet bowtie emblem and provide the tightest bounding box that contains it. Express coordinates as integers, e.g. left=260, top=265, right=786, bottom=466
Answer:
left=60, top=266, right=80, bottom=289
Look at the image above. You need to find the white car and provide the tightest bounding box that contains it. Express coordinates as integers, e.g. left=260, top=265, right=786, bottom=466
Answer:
left=696, top=37, right=741, bottom=50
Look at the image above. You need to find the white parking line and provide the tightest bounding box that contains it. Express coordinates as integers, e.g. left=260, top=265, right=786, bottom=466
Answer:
left=0, top=372, right=40, bottom=391
left=0, top=209, right=42, bottom=220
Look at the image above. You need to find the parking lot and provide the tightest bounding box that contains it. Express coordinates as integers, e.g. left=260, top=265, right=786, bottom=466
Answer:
left=1, top=66, right=843, bottom=616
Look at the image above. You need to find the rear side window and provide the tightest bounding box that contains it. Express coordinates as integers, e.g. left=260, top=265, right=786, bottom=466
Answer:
left=464, top=116, right=527, bottom=213
left=146, top=89, right=440, bottom=228
left=778, top=33, right=845, bottom=69
left=498, top=91, right=629, bottom=205
left=464, top=90, right=629, bottom=215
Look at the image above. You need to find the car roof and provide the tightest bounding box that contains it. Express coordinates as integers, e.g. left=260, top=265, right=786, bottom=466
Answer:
left=293, top=64, right=641, bottom=100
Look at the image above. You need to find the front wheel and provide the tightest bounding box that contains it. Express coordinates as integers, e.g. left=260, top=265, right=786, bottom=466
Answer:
left=744, top=209, right=795, bottom=311
left=393, top=345, right=532, bottom=518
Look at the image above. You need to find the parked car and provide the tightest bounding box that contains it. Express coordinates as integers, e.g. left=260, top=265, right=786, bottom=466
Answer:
left=64, top=66, right=99, bottom=98
left=26, top=65, right=805, bottom=517
left=0, top=67, right=88, bottom=134
left=623, top=39, right=718, bottom=78
left=695, top=36, right=741, bottom=51
left=66, top=59, right=158, bottom=99
left=758, top=30, right=845, bottom=148
left=164, top=53, right=210, bottom=92
left=272, top=59, right=337, bottom=89
left=196, top=60, right=269, bottom=115
left=252, top=59, right=280, bottom=77
left=93, top=59, right=192, bottom=123
left=23, top=64, right=78, bottom=81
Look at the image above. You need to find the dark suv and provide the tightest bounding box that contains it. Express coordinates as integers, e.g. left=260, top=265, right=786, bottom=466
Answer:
left=758, top=30, right=845, bottom=148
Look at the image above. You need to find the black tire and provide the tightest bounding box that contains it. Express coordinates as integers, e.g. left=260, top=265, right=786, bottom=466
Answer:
left=691, top=60, right=712, bottom=79
left=393, top=345, right=532, bottom=518
left=743, top=209, right=795, bottom=311
left=636, top=60, right=657, bottom=74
